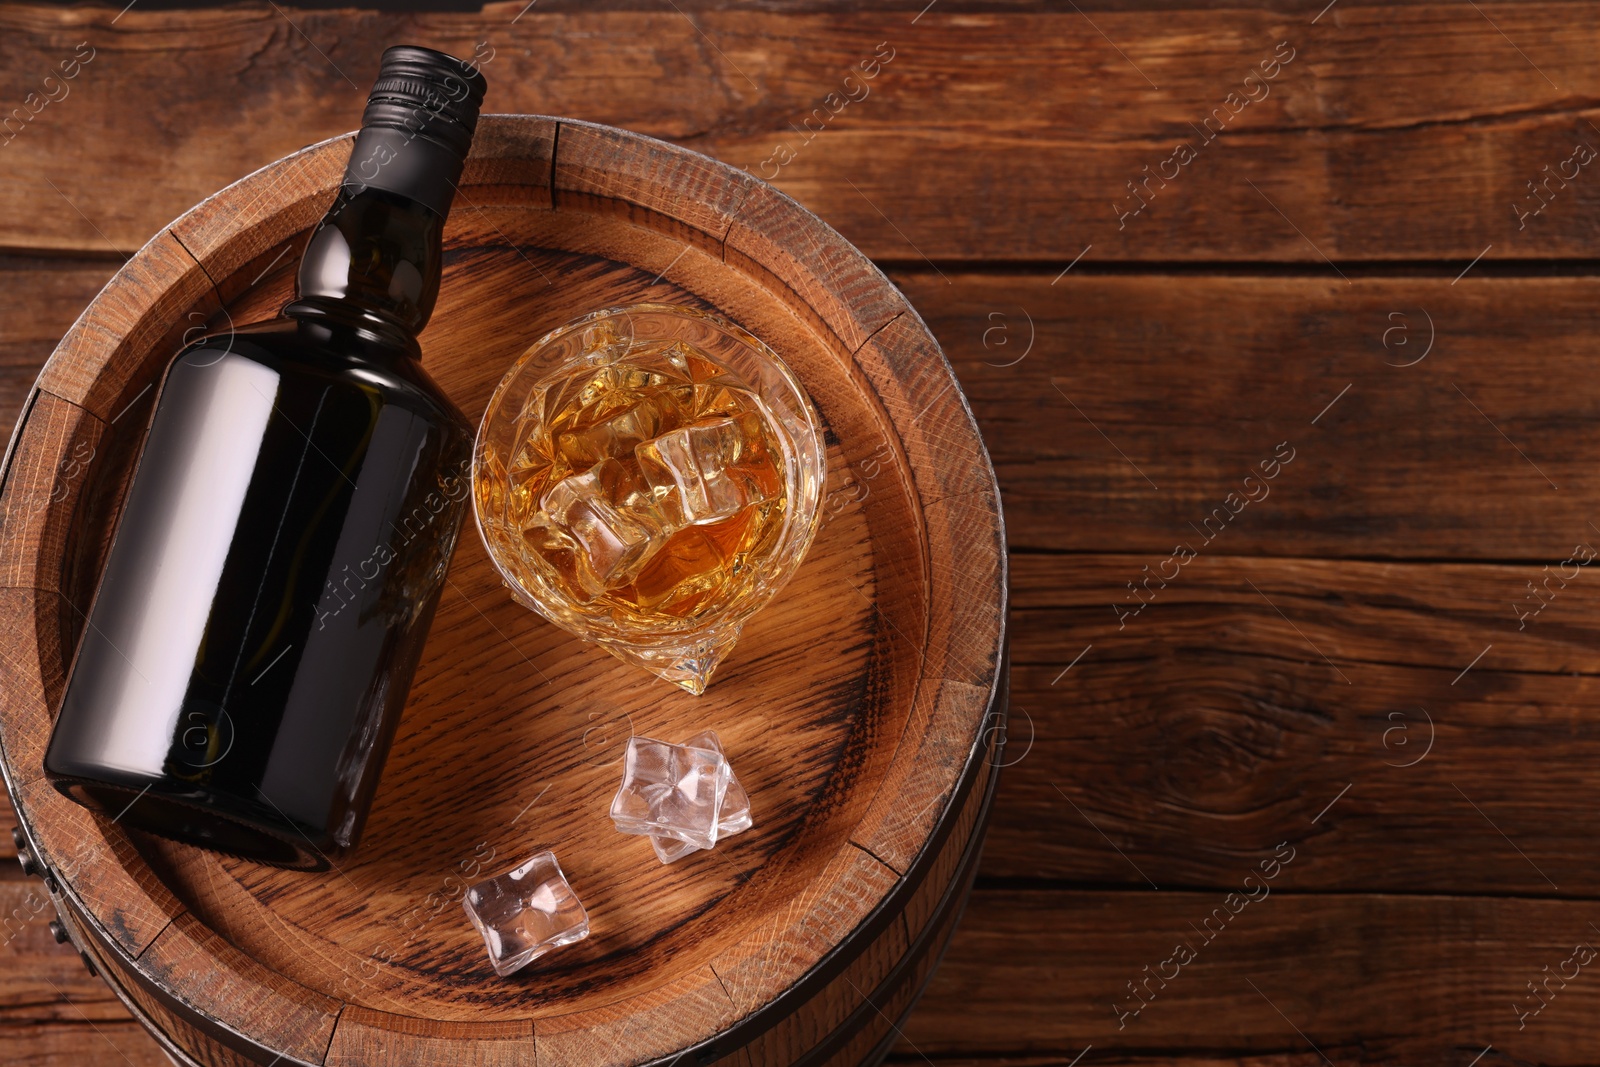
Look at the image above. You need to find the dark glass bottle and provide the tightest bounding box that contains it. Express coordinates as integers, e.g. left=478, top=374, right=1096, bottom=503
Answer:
left=43, top=47, right=489, bottom=870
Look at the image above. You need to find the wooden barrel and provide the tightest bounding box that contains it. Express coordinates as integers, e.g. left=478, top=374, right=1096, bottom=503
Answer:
left=0, top=116, right=1007, bottom=1067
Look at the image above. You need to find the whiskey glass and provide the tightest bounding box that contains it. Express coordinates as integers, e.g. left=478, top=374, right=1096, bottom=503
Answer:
left=473, top=304, right=826, bottom=694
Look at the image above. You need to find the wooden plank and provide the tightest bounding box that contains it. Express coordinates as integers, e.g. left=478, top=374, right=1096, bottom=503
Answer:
left=15, top=883, right=1600, bottom=1067
left=0, top=5, right=1593, bottom=262
left=0, top=1022, right=169, bottom=1067
left=0, top=259, right=117, bottom=442
left=884, top=1058, right=1331, bottom=1067
left=0, top=883, right=134, bottom=1023
left=1, top=793, right=16, bottom=866
left=0, top=882, right=171, bottom=1065
left=904, top=889, right=1600, bottom=1065
left=16, top=265, right=1600, bottom=561
left=897, top=270, right=1600, bottom=559
left=988, top=553, right=1600, bottom=894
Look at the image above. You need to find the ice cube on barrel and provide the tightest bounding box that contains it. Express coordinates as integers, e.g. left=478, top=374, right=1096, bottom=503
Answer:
left=610, top=735, right=732, bottom=850
left=649, top=729, right=753, bottom=864
left=462, top=851, right=590, bottom=977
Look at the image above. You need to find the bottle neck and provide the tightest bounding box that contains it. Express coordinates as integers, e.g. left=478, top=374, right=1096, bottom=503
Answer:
left=285, top=127, right=466, bottom=346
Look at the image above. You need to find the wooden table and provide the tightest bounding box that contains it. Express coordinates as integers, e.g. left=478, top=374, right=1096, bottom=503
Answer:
left=1, top=2, right=1595, bottom=1064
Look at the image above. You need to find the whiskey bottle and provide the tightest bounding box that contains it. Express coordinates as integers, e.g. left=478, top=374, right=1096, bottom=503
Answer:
left=43, top=46, right=488, bottom=869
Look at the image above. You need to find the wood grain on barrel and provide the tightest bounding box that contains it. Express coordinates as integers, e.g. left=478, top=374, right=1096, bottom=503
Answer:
left=0, top=394, right=104, bottom=594
left=325, top=1010, right=533, bottom=1067
left=0, top=589, right=63, bottom=785
left=32, top=234, right=219, bottom=425
left=555, top=120, right=753, bottom=246
left=137, top=913, right=341, bottom=1063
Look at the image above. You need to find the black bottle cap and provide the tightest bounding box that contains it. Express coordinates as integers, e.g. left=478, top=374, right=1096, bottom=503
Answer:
left=361, top=45, right=488, bottom=159
left=341, top=46, right=488, bottom=217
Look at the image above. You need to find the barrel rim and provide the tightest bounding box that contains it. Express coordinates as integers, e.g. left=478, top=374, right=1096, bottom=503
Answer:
left=0, top=113, right=1008, bottom=1060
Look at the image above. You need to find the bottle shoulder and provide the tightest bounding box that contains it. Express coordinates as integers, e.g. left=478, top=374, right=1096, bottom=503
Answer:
left=172, top=318, right=471, bottom=438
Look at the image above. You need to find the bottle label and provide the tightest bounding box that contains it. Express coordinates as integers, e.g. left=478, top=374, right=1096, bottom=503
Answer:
left=341, top=125, right=465, bottom=218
